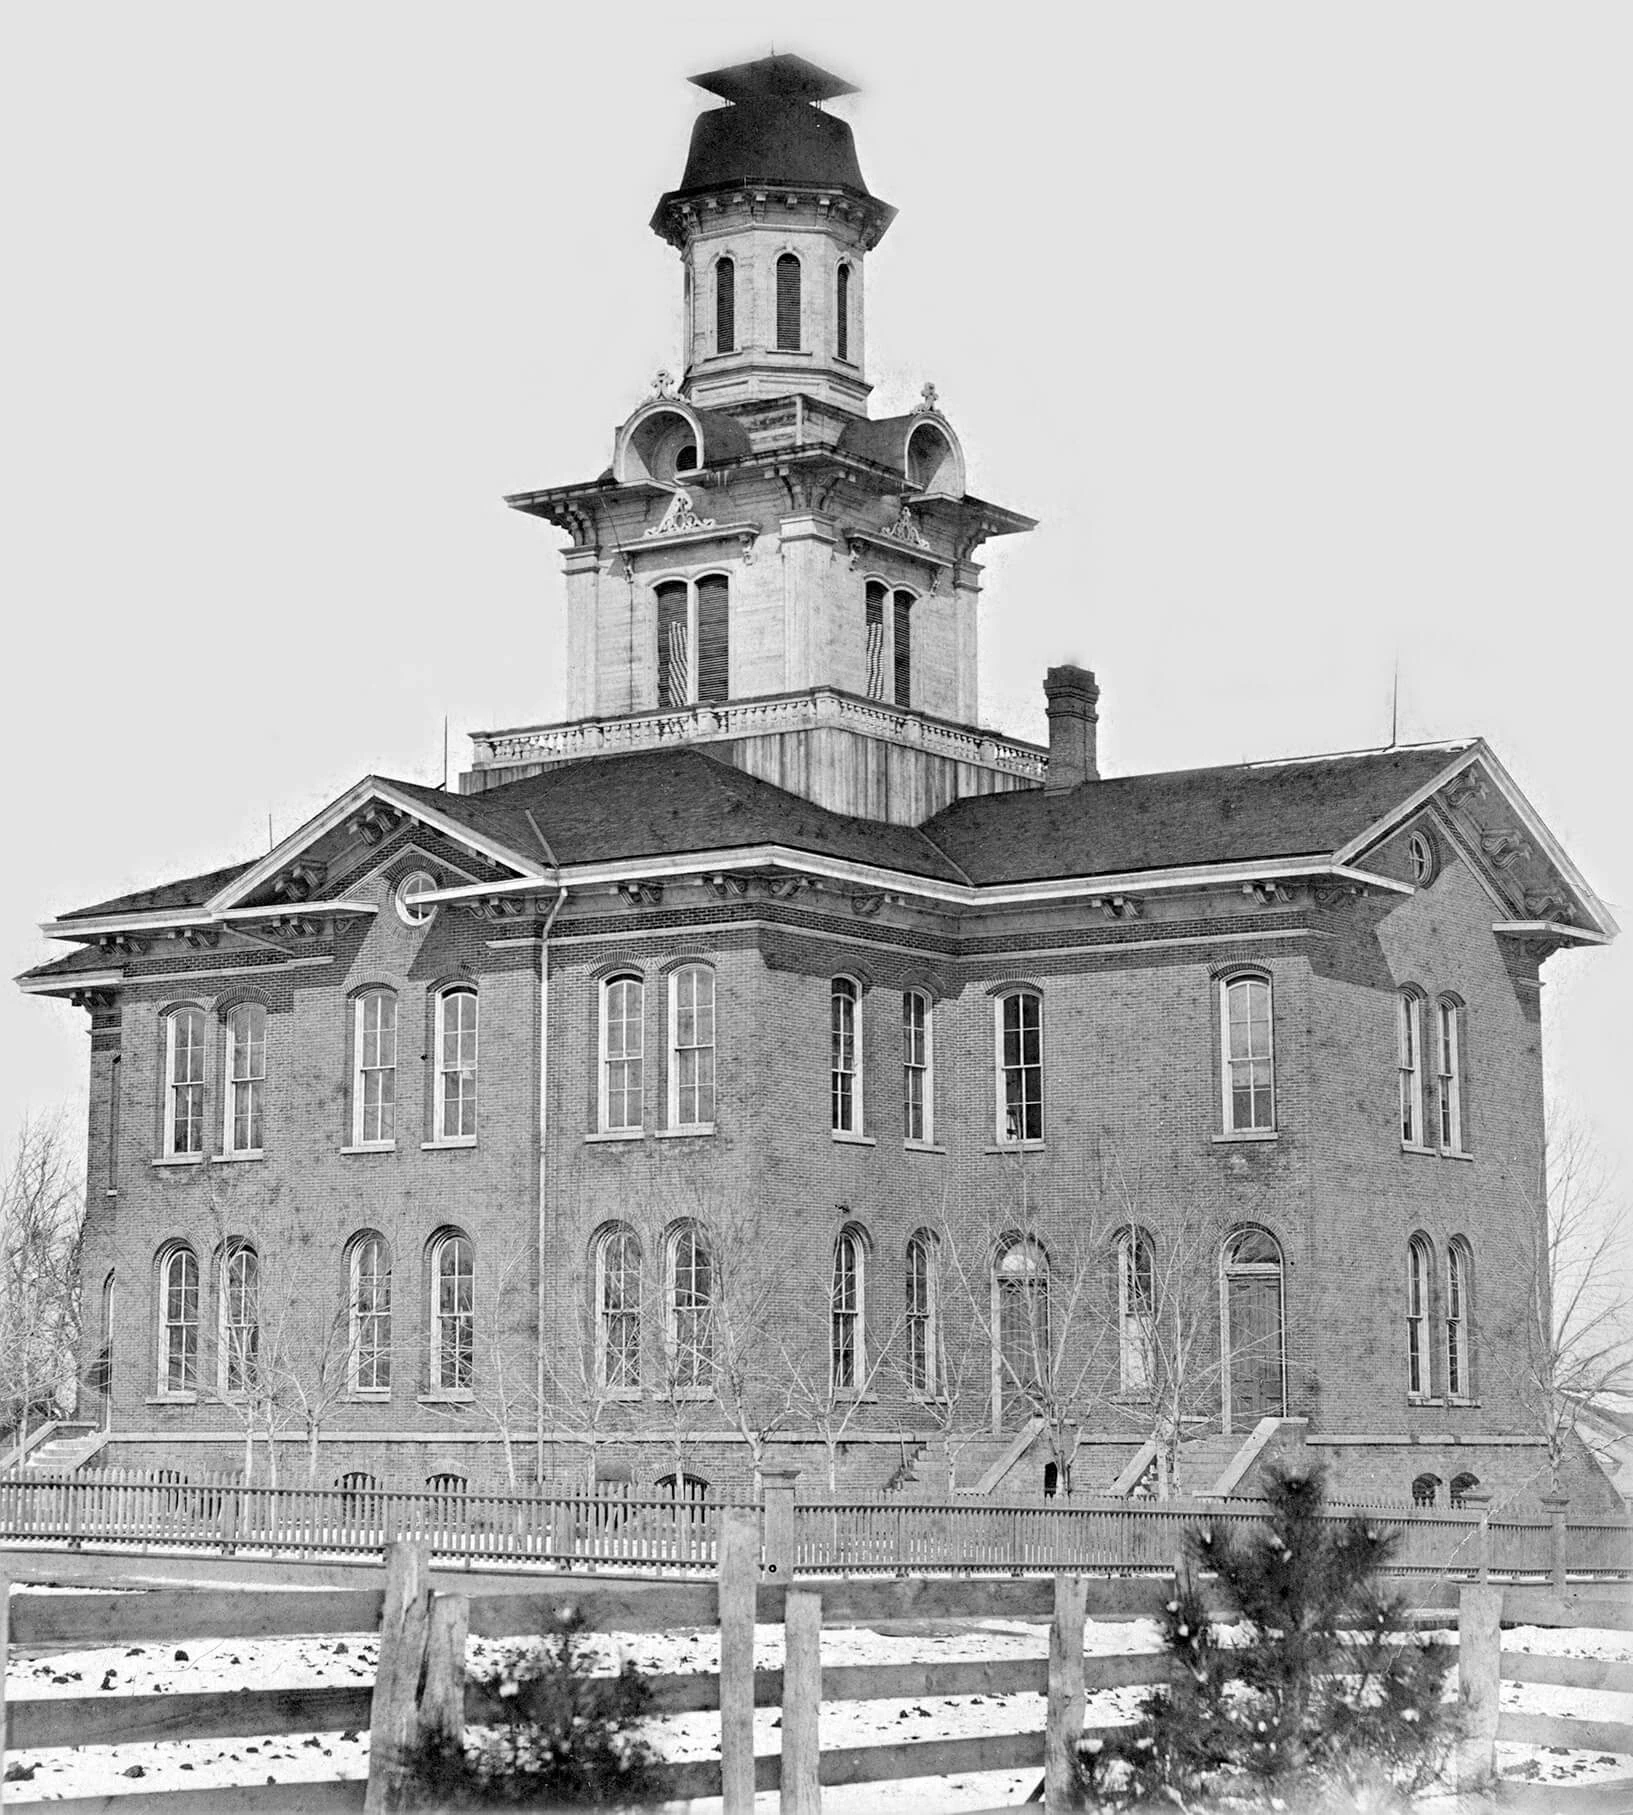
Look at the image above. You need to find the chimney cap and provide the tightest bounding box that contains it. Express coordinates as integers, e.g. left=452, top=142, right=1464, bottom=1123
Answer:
left=1045, top=663, right=1099, bottom=702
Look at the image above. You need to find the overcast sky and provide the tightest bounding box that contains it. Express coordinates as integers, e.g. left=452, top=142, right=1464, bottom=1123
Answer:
left=2, top=4, right=1628, bottom=1228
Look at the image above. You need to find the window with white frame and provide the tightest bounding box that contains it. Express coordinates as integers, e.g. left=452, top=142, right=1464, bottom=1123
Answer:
left=431, top=1231, right=474, bottom=1392
left=831, top=978, right=862, bottom=1135
left=669, top=966, right=715, bottom=1130
left=1117, top=1225, right=1156, bottom=1394
left=1406, top=1234, right=1431, bottom=1398
left=600, top=974, right=645, bottom=1132
left=1221, top=974, right=1275, bottom=1133
left=158, top=1244, right=199, bottom=1393
left=905, top=1229, right=938, bottom=1394
left=1398, top=988, right=1424, bottom=1146
left=595, top=1224, right=642, bottom=1392
left=222, top=1003, right=265, bottom=1155
left=667, top=1224, right=713, bottom=1392
left=655, top=575, right=730, bottom=710
left=831, top=1227, right=864, bottom=1393
left=902, top=990, right=932, bottom=1143
left=995, top=990, right=1043, bottom=1144
left=349, top=1233, right=391, bottom=1394
left=220, top=1242, right=259, bottom=1394
left=352, top=990, right=397, bottom=1147
left=434, top=987, right=478, bottom=1143
left=863, top=580, right=915, bottom=708
left=1445, top=1238, right=1472, bottom=1400
left=163, top=1006, right=207, bottom=1157
left=1435, top=997, right=1466, bottom=1153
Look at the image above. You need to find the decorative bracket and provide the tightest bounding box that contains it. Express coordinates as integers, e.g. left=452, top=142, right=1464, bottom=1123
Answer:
left=272, top=860, right=326, bottom=903
left=762, top=875, right=809, bottom=902
left=347, top=804, right=404, bottom=848
left=481, top=896, right=527, bottom=922
left=177, top=927, right=219, bottom=950
left=1522, top=888, right=1574, bottom=923
left=1480, top=830, right=1533, bottom=871
left=705, top=873, right=752, bottom=901
left=1242, top=881, right=1296, bottom=907
left=1090, top=894, right=1143, bottom=920
left=96, top=932, right=146, bottom=957
left=1443, top=770, right=1487, bottom=812
left=617, top=881, right=664, bottom=908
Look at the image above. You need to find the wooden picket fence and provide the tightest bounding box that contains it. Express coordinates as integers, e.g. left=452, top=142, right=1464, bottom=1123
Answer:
left=2, top=1519, right=1630, bottom=1812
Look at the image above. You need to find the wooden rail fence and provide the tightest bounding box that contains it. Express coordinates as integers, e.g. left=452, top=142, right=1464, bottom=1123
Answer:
left=2, top=1514, right=1630, bottom=1812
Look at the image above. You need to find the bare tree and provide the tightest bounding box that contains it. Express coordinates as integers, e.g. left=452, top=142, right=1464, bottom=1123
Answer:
left=459, top=1250, right=542, bottom=1492
left=0, top=1112, right=85, bottom=1448
left=1505, top=1117, right=1633, bottom=1500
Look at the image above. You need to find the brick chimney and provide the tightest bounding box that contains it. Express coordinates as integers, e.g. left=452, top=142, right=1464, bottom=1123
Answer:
left=1043, top=665, right=1100, bottom=789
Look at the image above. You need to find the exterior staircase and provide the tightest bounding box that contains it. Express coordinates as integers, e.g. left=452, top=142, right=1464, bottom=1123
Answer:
left=16, top=1424, right=108, bottom=1474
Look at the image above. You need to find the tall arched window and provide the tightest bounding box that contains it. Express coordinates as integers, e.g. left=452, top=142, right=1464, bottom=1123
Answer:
left=669, top=965, right=715, bottom=1130
left=993, top=1236, right=1049, bottom=1429
left=600, top=973, right=645, bottom=1132
left=1221, top=974, right=1275, bottom=1133
left=433, top=987, right=478, bottom=1143
left=158, top=1244, right=199, bottom=1394
left=656, top=579, right=689, bottom=710
left=1435, top=997, right=1466, bottom=1153
left=655, top=576, right=730, bottom=708
left=349, top=1232, right=392, bottom=1394
left=1117, top=1226, right=1156, bottom=1394
left=352, top=989, right=397, bottom=1148
left=714, top=256, right=735, bottom=354
left=431, top=1231, right=474, bottom=1393
left=902, top=990, right=932, bottom=1144
left=223, top=1003, right=266, bottom=1156
left=835, top=262, right=851, bottom=361
left=162, top=1006, right=207, bottom=1158
left=862, top=582, right=914, bottom=706
left=696, top=574, right=729, bottom=704
left=776, top=253, right=801, bottom=350
left=595, top=1224, right=642, bottom=1391
left=667, top=1224, right=713, bottom=1392
left=1406, top=1234, right=1432, bottom=1399
left=1223, top=1227, right=1285, bottom=1429
left=220, top=1242, right=259, bottom=1394
left=1446, top=1238, right=1473, bottom=1401
left=1398, top=988, right=1425, bottom=1147
left=831, top=978, right=861, bottom=1135
left=905, top=1229, right=938, bottom=1394
left=995, top=990, right=1043, bottom=1144
left=831, top=1227, right=865, bottom=1392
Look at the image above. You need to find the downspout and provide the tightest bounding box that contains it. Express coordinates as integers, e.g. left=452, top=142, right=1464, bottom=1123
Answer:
left=525, top=807, right=567, bottom=1487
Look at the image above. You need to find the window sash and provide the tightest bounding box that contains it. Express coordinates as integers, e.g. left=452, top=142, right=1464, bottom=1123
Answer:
left=669, top=1230, right=713, bottom=1390
left=165, top=1010, right=206, bottom=1156
left=903, top=992, right=931, bottom=1143
left=598, top=1231, right=641, bottom=1391
left=602, top=977, right=645, bottom=1131
left=1118, top=1232, right=1155, bottom=1393
left=831, top=1235, right=862, bottom=1393
left=354, top=994, right=397, bottom=1146
left=670, top=968, right=715, bottom=1129
left=1222, top=978, right=1275, bottom=1132
left=1398, top=993, right=1422, bottom=1145
left=161, top=1249, right=198, bottom=1392
left=997, top=993, right=1043, bottom=1143
left=1436, top=1002, right=1463, bottom=1151
left=906, top=1235, right=935, bottom=1394
left=224, top=1006, right=266, bottom=1154
left=222, top=1248, right=258, bottom=1393
left=831, top=982, right=860, bottom=1133
left=351, top=1238, right=392, bottom=1393
left=1446, top=1246, right=1469, bottom=1399
left=435, top=1238, right=474, bottom=1391
left=436, top=991, right=478, bottom=1141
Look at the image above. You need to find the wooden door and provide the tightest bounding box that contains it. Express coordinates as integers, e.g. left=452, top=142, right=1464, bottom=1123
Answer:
left=1227, top=1273, right=1284, bottom=1424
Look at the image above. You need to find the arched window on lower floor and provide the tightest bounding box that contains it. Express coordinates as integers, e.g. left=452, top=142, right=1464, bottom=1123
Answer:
left=1406, top=1234, right=1432, bottom=1399
left=666, top=1223, right=714, bottom=1393
left=905, top=1228, right=939, bottom=1395
left=219, top=1241, right=259, bottom=1395
left=1117, top=1225, right=1156, bottom=1394
left=157, top=1243, right=199, bottom=1394
left=831, top=1226, right=865, bottom=1393
left=595, top=1223, right=642, bottom=1391
left=993, top=1235, right=1050, bottom=1429
left=1446, top=1237, right=1473, bottom=1401
left=430, top=1230, right=474, bottom=1393
left=348, top=1232, right=392, bottom=1395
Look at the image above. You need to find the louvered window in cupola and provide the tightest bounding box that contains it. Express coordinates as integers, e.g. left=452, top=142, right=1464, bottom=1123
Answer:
left=657, top=581, right=689, bottom=710
left=696, top=574, right=729, bottom=704
left=776, top=253, right=801, bottom=351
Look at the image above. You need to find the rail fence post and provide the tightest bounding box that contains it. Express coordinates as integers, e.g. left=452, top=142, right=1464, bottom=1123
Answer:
left=1, top=1565, right=12, bottom=1779
left=1454, top=1582, right=1503, bottom=1791
left=1045, top=1573, right=1087, bottom=1811
left=365, top=1538, right=434, bottom=1813
left=761, top=1468, right=799, bottom=1580
left=1540, top=1491, right=1569, bottom=1590
left=783, top=1584, right=822, bottom=1813
left=1458, top=1487, right=1491, bottom=1582
left=422, top=1593, right=469, bottom=1747
left=719, top=1506, right=759, bottom=1815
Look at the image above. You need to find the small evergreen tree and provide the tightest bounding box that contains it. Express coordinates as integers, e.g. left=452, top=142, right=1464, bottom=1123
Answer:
left=1080, top=1464, right=1457, bottom=1812
left=406, top=1607, right=660, bottom=1810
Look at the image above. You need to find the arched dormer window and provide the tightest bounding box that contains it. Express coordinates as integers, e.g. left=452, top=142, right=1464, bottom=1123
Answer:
left=1446, top=1238, right=1473, bottom=1401
left=1406, top=1234, right=1432, bottom=1399
left=905, top=1229, right=939, bottom=1394
left=715, top=256, right=735, bottom=354
left=831, top=1225, right=866, bottom=1392
left=655, top=575, right=730, bottom=710
left=222, top=1002, right=266, bottom=1156
left=1398, top=987, right=1426, bottom=1147
left=831, top=977, right=862, bottom=1135
left=1116, top=1226, right=1156, bottom=1394
left=162, top=1006, right=207, bottom=1158
left=994, top=989, right=1044, bottom=1145
left=906, top=421, right=959, bottom=495
left=429, top=1229, right=474, bottom=1393
left=776, top=252, right=801, bottom=351
left=348, top=1231, right=392, bottom=1395
left=594, top=1223, right=642, bottom=1392
left=219, top=1241, right=259, bottom=1394
left=1220, top=972, right=1275, bottom=1134
left=836, top=262, right=851, bottom=361
left=352, top=988, right=397, bottom=1149
left=433, top=986, right=478, bottom=1144
left=156, top=1242, right=199, bottom=1394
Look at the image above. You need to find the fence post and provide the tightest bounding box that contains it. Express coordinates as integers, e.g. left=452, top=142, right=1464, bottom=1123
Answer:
left=422, top=1593, right=469, bottom=1747
left=783, top=1584, right=822, bottom=1814
left=365, top=1539, right=434, bottom=1814
left=1455, top=1583, right=1503, bottom=1791
left=1, top=1565, right=12, bottom=1778
left=719, top=1506, right=758, bottom=1815
left=1458, top=1487, right=1491, bottom=1582
left=1045, top=1574, right=1087, bottom=1812
left=1540, top=1491, right=1569, bottom=1591
left=761, top=1467, right=798, bottom=1580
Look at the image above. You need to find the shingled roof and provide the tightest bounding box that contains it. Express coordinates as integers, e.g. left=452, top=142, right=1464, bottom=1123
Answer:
left=919, top=744, right=1473, bottom=885
left=57, top=859, right=256, bottom=923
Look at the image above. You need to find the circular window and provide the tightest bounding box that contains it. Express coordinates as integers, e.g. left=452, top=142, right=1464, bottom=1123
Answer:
left=395, top=870, right=438, bottom=927
left=1406, top=830, right=1437, bottom=887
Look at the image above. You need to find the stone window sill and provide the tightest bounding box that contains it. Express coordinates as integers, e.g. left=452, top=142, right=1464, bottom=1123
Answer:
left=985, top=1141, right=1045, bottom=1155
left=1440, top=1148, right=1475, bottom=1163
left=832, top=1131, right=876, bottom=1147
left=1400, top=1141, right=1438, bottom=1157
left=904, top=1140, right=947, bottom=1154
left=145, top=1393, right=197, bottom=1406
left=658, top=1389, right=715, bottom=1404
left=656, top=1125, right=715, bottom=1140
left=347, top=1391, right=392, bottom=1404
left=341, top=1142, right=396, bottom=1156
left=417, top=1391, right=475, bottom=1406
left=152, top=1153, right=205, bottom=1169
left=1446, top=1397, right=1481, bottom=1409
left=586, top=1128, right=644, bottom=1144
left=212, top=1151, right=264, bottom=1164
left=1213, top=1129, right=1278, bottom=1144
left=422, top=1137, right=476, bottom=1152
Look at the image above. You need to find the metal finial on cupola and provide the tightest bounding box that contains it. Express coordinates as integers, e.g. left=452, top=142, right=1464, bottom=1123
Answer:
left=918, top=381, right=942, bottom=416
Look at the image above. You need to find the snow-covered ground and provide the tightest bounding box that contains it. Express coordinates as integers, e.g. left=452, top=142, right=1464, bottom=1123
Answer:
left=4, top=1588, right=1629, bottom=1809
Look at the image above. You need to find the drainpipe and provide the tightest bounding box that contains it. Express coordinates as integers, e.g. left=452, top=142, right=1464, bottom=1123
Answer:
left=533, top=878, right=568, bottom=1486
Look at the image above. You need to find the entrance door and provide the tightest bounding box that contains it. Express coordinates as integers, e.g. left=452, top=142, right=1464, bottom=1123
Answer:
left=1223, top=1229, right=1285, bottom=1430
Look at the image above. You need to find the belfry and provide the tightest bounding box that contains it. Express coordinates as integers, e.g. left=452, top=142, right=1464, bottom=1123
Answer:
left=469, top=54, right=1041, bottom=825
